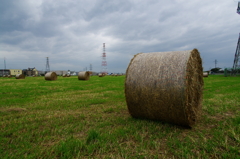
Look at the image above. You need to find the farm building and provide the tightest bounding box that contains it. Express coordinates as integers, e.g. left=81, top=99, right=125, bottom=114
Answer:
left=0, top=69, right=22, bottom=76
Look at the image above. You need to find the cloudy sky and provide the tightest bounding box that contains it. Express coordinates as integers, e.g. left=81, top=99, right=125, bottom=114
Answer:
left=0, top=0, right=239, bottom=73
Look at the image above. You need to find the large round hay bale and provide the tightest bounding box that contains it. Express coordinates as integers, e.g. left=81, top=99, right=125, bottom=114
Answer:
left=125, top=49, right=203, bottom=127
left=45, top=72, right=57, bottom=81
left=78, top=71, right=90, bottom=80
left=203, top=72, right=208, bottom=77
left=15, top=74, right=25, bottom=79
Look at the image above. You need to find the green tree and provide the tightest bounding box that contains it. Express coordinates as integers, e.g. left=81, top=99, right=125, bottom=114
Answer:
left=210, top=67, right=221, bottom=73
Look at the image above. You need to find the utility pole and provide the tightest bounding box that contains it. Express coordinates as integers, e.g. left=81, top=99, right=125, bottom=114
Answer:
left=4, top=57, right=6, bottom=70
left=3, top=57, right=6, bottom=76
left=90, top=64, right=92, bottom=72
left=214, top=59, right=217, bottom=68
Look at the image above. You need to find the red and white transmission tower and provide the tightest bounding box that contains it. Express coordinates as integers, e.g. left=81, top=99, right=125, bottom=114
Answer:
left=101, top=43, right=108, bottom=74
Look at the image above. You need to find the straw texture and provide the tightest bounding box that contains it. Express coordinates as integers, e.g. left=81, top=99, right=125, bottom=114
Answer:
left=45, top=72, right=57, bottom=81
left=125, top=49, right=203, bottom=127
left=78, top=71, right=90, bottom=80
left=15, top=74, right=25, bottom=79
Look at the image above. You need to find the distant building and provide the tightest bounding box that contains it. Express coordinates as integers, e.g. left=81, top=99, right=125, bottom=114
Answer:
left=0, top=69, right=10, bottom=76
left=10, top=69, right=23, bottom=76
left=38, top=71, right=45, bottom=76
left=54, top=70, right=68, bottom=76
left=22, top=67, right=38, bottom=76
left=68, top=71, right=77, bottom=76
left=0, top=69, right=22, bottom=76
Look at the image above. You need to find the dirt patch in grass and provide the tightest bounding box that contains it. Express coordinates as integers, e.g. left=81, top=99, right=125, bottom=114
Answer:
left=0, top=107, right=27, bottom=112
left=204, top=109, right=239, bottom=122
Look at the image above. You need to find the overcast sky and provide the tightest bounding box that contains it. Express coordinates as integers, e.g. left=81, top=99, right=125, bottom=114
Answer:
left=0, top=0, right=239, bottom=73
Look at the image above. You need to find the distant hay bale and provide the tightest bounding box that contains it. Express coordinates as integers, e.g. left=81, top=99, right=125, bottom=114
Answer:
left=78, top=71, right=90, bottom=80
left=67, top=74, right=71, bottom=77
left=15, top=74, right=25, bottom=79
left=45, top=72, right=57, bottom=81
left=125, top=49, right=203, bottom=127
left=8, top=75, right=12, bottom=78
left=62, top=74, right=67, bottom=77
left=203, top=72, right=208, bottom=77
left=98, top=73, right=104, bottom=77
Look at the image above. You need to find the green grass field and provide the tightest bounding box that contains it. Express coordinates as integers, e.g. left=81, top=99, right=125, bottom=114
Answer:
left=0, top=75, right=239, bottom=158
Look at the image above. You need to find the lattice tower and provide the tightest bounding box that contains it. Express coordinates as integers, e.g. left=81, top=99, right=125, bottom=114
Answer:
left=101, top=43, right=108, bottom=74
left=45, top=57, right=50, bottom=73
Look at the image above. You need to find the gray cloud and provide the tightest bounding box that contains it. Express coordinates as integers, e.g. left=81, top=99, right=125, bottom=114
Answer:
left=0, top=0, right=239, bottom=72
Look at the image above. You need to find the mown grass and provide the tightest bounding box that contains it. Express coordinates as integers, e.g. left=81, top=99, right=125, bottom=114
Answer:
left=0, top=75, right=239, bottom=158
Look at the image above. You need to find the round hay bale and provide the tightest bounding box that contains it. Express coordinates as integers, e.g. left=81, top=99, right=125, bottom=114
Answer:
left=8, top=75, right=12, bottom=78
left=98, top=73, right=104, bottom=77
left=67, top=74, right=71, bottom=77
left=203, top=72, right=208, bottom=77
left=125, top=49, right=203, bottom=127
left=45, top=72, right=57, bottom=81
left=78, top=71, right=90, bottom=80
left=62, top=74, right=67, bottom=77
left=15, top=74, right=25, bottom=79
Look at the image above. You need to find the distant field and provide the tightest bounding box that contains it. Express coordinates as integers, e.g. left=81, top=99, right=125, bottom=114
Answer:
left=0, top=75, right=239, bottom=158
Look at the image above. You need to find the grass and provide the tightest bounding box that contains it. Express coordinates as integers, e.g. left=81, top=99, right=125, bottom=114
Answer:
left=0, top=75, right=239, bottom=158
